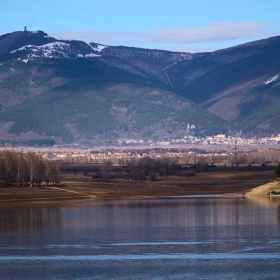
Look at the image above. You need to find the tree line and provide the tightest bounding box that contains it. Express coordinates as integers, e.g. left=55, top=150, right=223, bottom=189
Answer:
left=90, top=150, right=280, bottom=180
left=0, top=150, right=61, bottom=187
left=65, top=149, right=280, bottom=166
left=91, top=155, right=178, bottom=181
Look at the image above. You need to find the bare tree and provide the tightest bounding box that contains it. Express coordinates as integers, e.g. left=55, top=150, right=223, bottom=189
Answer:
left=195, top=157, right=207, bottom=172
left=126, top=157, right=138, bottom=173
left=0, top=150, right=52, bottom=188
left=54, top=161, right=62, bottom=185
left=16, top=151, right=25, bottom=187
left=27, top=152, right=36, bottom=187
left=45, top=159, right=52, bottom=186
left=102, top=160, right=112, bottom=180
left=34, top=156, right=45, bottom=187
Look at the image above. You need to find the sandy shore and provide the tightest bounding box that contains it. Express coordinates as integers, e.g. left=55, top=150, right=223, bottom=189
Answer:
left=244, top=180, right=280, bottom=196
left=0, top=170, right=276, bottom=207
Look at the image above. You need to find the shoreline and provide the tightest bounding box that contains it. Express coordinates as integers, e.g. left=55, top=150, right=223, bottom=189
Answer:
left=243, top=180, right=280, bottom=196
left=0, top=171, right=276, bottom=208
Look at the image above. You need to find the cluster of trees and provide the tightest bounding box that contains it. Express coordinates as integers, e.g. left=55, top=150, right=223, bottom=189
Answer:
left=0, top=150, right=61, bottom=187
left=66, top=149, right=280, bottom=167
left=95, top=156, right=177, bottom=181
left=95, top=150, right=280, bottom=180
left=126, top=156, right=176, bottom=179
left=176, top=150, right=280, bottom=166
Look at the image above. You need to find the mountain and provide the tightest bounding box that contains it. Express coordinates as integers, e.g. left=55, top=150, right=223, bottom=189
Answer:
left=0, top=30, right=229, bottom=143
left=0, top=30, right=279, bottom=144
left=169, top=36, right=280, bottom=137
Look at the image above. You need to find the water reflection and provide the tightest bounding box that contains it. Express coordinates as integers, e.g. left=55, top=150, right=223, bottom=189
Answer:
left=1, top=197, right=278, bottom=237
left=64, top=196, right=277, bottom=229
left=0, top=206, right=62, bottom=232
left=245, top=195, right=280, bottom=207
left=0, top=197, right=280, bottom=279
left=244, top=196, right=280, bottom=227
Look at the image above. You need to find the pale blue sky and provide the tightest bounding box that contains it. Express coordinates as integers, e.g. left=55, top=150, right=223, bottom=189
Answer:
left=1, top=0, right=280, bottom=52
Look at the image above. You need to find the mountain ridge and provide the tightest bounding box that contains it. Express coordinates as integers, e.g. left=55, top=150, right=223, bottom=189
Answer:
left=0, top=30, right=280, bottom=143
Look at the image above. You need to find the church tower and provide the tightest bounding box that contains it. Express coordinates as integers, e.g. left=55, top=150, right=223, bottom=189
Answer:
left=24, top=26, right=27, bottom=32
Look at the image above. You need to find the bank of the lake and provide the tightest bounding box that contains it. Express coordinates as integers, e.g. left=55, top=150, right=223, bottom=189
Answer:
left=0, top=170, right=276, bottom=207
left=244, top=180, right=280, bottom=196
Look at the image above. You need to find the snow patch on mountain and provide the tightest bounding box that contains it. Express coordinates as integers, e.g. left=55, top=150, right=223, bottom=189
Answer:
left=85, top=53, right=101, bottom=58
left=11, top=45, right=34, bottom=53
left=265, top=74, right=279, bottom=85
left=93, top=45, right=107, bottom=52
left=87, top=43, right=107, bottom=52
left=11, top=42, right=71, bottom=58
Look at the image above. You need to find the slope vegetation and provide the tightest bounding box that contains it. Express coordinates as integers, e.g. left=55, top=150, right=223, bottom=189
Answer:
left=0, top=30, right=280, bottom=142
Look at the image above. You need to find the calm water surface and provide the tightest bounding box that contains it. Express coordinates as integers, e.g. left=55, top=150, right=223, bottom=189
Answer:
left=0, top=195, right=280, bottom=279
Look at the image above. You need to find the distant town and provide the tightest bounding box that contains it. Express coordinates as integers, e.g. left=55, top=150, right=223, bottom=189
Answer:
left=118, top=133, right=280, bottom=147
left=2, top=134, right=280, bottom=166
left=2, top=134, right=280, bottom=150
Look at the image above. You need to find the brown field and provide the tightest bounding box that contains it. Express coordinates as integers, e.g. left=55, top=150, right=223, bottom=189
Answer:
left=0, top=169, right=276, bottom=207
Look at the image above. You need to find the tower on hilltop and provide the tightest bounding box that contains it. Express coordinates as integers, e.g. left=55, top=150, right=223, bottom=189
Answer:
left=24, top=26, right=27, bottom=32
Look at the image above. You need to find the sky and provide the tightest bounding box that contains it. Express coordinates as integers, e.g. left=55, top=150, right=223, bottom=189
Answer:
left=1, top=0, right=280, bottom=53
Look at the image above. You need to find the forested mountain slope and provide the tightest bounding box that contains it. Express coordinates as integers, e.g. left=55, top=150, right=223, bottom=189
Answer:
left=0, top=30, right=279, bottom=142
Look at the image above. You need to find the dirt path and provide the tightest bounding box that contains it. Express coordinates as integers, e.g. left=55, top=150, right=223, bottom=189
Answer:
left=48, top=186, right=95, bottom=197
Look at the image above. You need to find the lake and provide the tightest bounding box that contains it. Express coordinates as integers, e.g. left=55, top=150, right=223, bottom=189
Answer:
left=0, top=195, right=280, bottom=279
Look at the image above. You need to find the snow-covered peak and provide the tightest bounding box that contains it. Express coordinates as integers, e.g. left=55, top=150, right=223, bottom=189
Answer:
left=94, top=45, right=107, bottom=52
left=265, top=74, right=279, bottom=85
left=88, top=43, right=107, bottom=52
left=11, top=42, right=72, bottom=59
left=10, top=41, right=104, bottom=60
